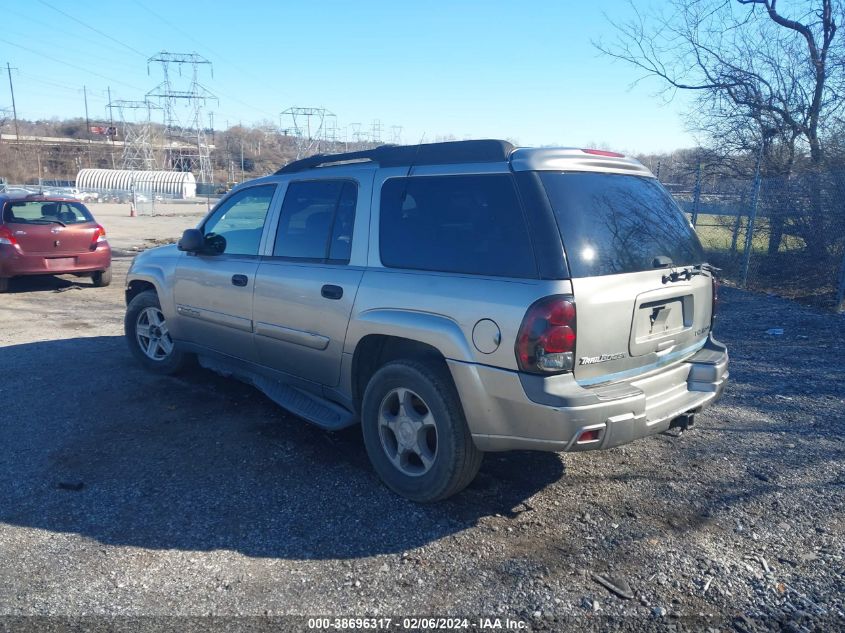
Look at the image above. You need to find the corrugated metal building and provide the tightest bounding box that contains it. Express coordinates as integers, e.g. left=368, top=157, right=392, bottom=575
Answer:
left=76, top=169, right=197, bottom=199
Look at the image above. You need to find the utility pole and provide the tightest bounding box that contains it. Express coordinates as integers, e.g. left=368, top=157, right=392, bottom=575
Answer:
left=6, top=63, right=20, bottom=142
left=83, top=85, right=93, bottom=167
left=107, top=86, right=116, bottom=169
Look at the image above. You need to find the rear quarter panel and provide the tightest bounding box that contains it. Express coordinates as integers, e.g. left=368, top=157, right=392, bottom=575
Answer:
left=345, top=270, right=572, bottom=369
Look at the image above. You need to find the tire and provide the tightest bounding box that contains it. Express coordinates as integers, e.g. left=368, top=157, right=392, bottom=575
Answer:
left=124, top=290, right=188, bottom=374
left=92, top=267, right=112, bottom=287
left=0, top=278, right=8, bottom=293
left=361, top=359, right=483, bottom=502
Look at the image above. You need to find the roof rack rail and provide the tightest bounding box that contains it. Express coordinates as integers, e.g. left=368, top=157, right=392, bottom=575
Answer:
left=275, top=139, right=515, bottom=174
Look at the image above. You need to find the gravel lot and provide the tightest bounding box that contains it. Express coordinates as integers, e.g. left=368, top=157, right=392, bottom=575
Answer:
left=0, top=217, right=843, bottom=631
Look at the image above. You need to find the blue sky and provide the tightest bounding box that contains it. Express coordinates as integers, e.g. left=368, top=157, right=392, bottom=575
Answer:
left=1, top=0, right=696, bottom=153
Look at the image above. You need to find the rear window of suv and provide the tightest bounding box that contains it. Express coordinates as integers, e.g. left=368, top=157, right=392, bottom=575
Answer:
left=380, top=174, right=537, bottom=278
left=539, top=172, right=705, bottom=278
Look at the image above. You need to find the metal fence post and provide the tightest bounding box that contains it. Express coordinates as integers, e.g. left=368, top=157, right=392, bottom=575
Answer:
left=691, top=162, right=702, bottom=226
left=741, top=177, right=762, bottom=288
left=741, top=144, right=765, bottom=288
left=730, top=207, right=743, bottom=254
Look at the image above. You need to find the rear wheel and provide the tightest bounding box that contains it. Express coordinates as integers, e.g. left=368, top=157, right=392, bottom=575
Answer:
left=125, top=290, right=188, bottom=374
left=92, top=267, right=112, bottom=287
left=361, top=359, right=483, bottom=502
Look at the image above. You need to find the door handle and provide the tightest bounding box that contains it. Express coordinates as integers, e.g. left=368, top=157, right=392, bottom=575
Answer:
left=321, top=284, right=343, bottom=300
left=231, top=274, right=248, bottom=287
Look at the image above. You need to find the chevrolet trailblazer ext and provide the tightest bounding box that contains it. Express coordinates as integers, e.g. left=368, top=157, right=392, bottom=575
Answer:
left=124, top=140, right=728, bottom=502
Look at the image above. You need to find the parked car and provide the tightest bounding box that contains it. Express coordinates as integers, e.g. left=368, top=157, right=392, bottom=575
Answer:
left=124, top=140, right=728, bottom=502
left=68, top=187, right=99, bottom=203
left=0, top=193, right=112, bottom=292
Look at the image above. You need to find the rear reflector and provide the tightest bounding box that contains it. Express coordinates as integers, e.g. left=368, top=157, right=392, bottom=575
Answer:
left=576, top=428, right=602, bottom=443
left=581, top=148, right=625, bottom=158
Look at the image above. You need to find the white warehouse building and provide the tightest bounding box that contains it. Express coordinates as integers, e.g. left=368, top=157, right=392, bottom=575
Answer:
left=76, top=169, right=197, bottom=199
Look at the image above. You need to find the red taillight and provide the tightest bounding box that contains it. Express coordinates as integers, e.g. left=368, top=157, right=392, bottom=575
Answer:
left=516, top=296, right=577, bottom=374
left=91, top=224, right=107, bottom=246
left=0, top=225, right=17, bottom=246
left=581, top=148, right=625, bottom=158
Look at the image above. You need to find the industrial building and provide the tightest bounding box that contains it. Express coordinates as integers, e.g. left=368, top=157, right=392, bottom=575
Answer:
left=76, top=169, right=197, bottom=199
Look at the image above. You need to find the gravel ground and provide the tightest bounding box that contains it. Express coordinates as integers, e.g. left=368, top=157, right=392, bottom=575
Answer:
left=0, top=256, right=843, bottom=632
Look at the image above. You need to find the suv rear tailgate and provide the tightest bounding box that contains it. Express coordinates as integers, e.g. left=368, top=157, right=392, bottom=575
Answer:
left=572, top=269, right=713, bottom=384
left=536, top=170, right=713, bottom=386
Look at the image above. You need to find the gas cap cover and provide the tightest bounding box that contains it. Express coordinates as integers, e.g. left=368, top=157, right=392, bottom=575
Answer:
left=472, top=319, right=501, bottom=354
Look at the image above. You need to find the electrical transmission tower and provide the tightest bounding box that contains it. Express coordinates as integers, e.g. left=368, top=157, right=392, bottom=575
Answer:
left=147, top=52, right=217, bottom=183
left=370, top=119, right=383, bottom=144
left=390, top=125, right=403, bottom=145
left=109, top=99, right=161, bottom=171
left=280, top=107, right=335, bottom=159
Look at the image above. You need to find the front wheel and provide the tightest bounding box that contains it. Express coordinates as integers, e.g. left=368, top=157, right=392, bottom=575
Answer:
left=124, top=290, right=188, bottom=374
left=361, top=359, right=483, bottom=502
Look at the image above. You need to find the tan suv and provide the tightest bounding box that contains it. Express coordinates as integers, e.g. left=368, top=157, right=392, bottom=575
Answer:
left=124, top=140, right=728, bottom=502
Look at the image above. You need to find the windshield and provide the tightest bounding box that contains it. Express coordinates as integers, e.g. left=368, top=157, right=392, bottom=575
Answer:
left=539, top=172, right=705, bottom=278
left=4, top=200, right=94, bottom=226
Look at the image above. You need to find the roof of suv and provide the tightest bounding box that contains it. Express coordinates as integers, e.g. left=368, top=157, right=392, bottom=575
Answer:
left=275, top=139, right=654, bottom=178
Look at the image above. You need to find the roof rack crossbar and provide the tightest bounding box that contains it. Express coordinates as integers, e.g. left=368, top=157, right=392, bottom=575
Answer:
left=275, top=139, right=515, bottom=175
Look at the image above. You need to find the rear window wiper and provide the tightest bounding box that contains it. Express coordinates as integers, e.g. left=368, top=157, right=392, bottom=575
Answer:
left=662, top=263, right=720, bottom=284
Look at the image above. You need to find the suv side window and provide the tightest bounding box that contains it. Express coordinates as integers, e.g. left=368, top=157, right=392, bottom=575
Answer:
left=273, top=180, right=357, bottom=263
left=202, top=184, right=276, bottom=256
left=379, top=174, right=537, bottom=278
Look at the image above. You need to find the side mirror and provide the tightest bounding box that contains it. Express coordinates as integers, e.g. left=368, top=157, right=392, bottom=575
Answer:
left=178, top=228, right=204, bottom=253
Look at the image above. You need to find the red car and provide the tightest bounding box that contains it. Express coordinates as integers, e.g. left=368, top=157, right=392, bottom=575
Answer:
left=0, top=193, right=112, bottom=292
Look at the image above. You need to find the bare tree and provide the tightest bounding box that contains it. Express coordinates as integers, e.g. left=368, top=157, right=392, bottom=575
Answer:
left=597, top=0, right=845, bottom=256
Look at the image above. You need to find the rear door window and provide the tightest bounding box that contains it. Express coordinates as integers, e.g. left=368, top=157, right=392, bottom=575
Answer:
left=539, top=172, right=705, bottom=277
left=273, top=180, right=358, bottom=263
left=379, top=174, right=537, bottom=278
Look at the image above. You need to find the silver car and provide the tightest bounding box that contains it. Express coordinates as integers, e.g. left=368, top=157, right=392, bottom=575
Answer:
left=124, top=140, right=728, bottom=502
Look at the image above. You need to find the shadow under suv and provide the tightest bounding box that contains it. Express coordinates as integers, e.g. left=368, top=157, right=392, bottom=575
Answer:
left=124, top=140, right=728, bottom=502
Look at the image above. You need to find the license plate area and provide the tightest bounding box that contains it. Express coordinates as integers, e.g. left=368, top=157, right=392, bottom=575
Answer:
left=45, top=257, right=76, bottom=270
left=630, top=295, right=693, bottom=356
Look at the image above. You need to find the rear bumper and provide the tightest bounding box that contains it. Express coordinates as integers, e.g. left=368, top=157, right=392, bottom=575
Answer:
left=449, top=335, right=728, bottom=452
left=0, top=243, right=111, bottom=277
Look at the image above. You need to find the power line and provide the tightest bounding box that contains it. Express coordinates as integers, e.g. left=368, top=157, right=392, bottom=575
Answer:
left=130, top=0, right=292, bottom=117
left=37, top=0, right=148, bottom=59
left=0, top=37, right=144, bottom=92
left=6, top=5, right=146, bottom=70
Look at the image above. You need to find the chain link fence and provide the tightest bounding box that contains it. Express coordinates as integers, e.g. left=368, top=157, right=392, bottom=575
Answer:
left=666, top=171, right=845, bottom=312
left=1, top=182, right=214, bottom=218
